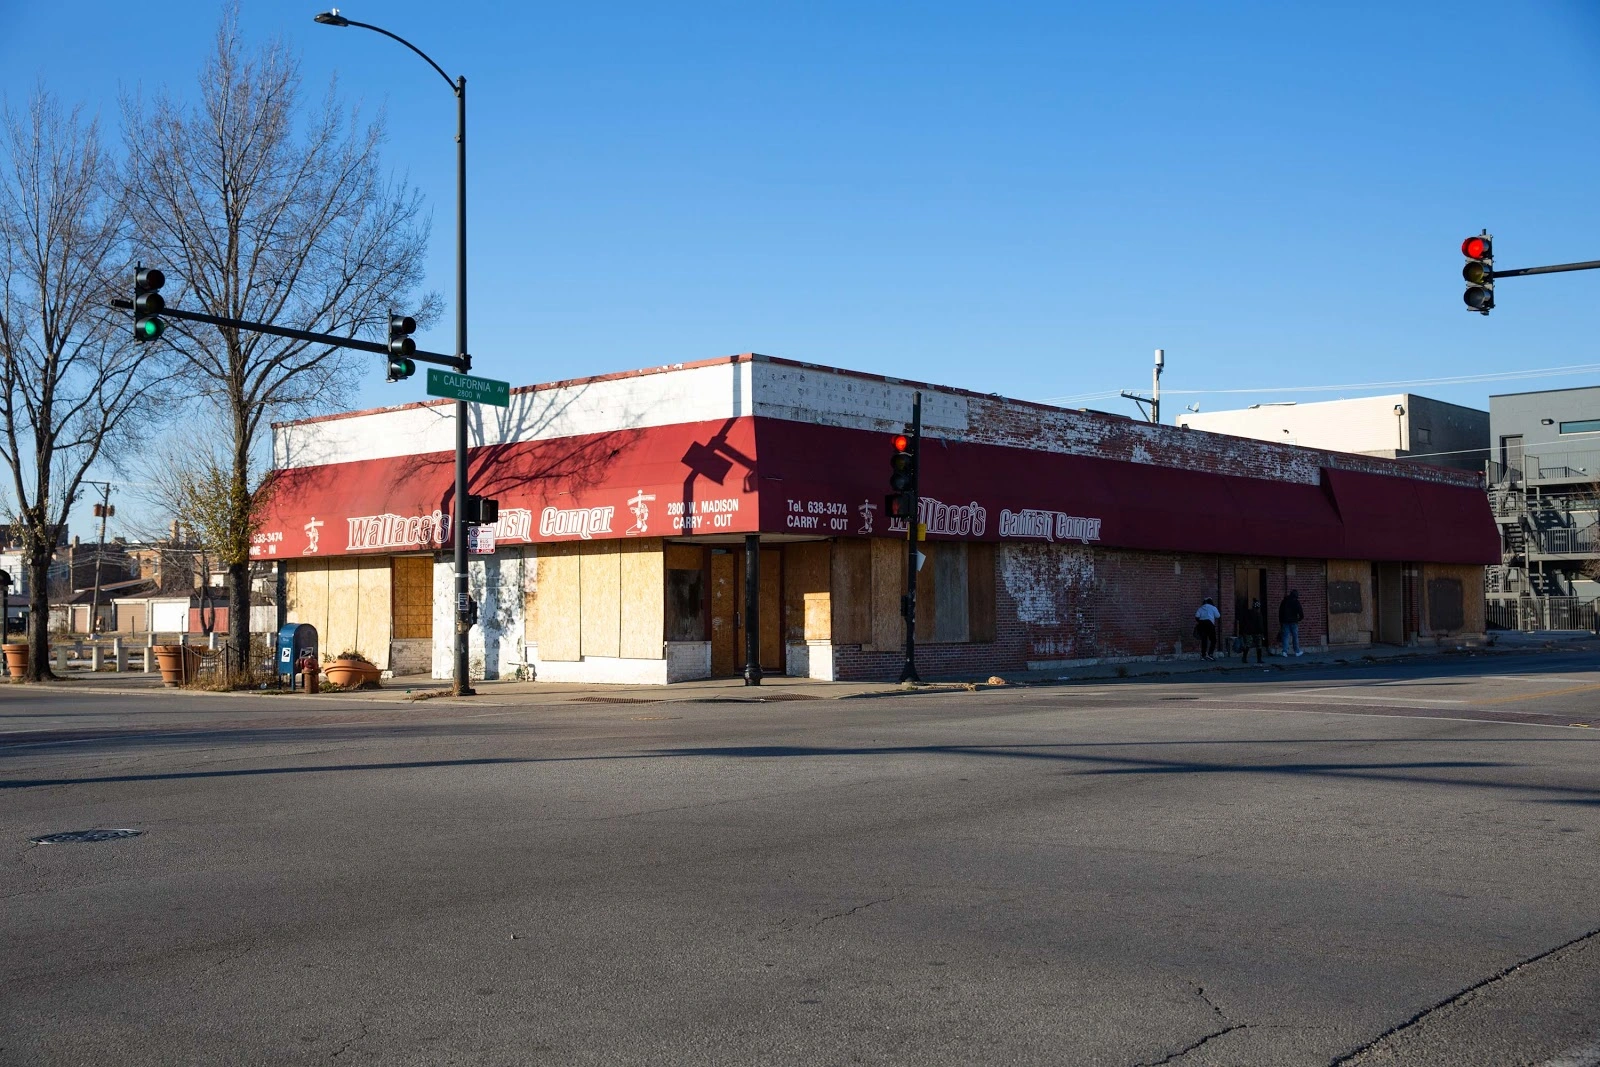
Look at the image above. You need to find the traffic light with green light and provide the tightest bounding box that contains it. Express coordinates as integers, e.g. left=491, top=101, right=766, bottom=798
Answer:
left=1463, top=233, right=1493, bottom=314
left=386, top=313, right=417, bottom=381
left=133, top=267, right=165, bottom=342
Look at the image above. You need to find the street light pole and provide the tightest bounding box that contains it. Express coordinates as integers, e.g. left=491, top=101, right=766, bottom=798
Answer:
left=315, top=10, right=475, bottom=695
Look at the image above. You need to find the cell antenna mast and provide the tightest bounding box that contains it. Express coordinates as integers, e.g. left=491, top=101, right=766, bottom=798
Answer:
left=1121, top=349, right=1164, bottom=424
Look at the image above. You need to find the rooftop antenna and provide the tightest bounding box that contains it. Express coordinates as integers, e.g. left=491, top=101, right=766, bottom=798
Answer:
left=1121, top=348, right=1164, bottom=424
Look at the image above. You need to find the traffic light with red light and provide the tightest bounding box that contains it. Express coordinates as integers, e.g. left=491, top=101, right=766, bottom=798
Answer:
left=1463, top=232, right=1493, bottom=314
left=885, top=431, right=917, bottom=519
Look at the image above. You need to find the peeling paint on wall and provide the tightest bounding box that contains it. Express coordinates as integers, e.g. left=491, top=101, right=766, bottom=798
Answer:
left=1000, top=544, right=1094, bottom=625
left=431, top=552, right=527, bottom=681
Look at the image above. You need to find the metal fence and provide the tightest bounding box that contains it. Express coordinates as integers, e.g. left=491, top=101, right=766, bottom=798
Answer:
left=1486, top=597, right=1600, bottom=633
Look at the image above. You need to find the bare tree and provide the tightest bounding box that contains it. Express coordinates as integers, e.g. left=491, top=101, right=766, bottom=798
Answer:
left=123, top=10, right=436, bottom=677
left=0, top=90, right=170, bottom=680
left=133, top=423, right=272, bottom=652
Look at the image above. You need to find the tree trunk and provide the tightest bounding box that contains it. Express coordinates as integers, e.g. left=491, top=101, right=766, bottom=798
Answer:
left=25, top=549, right=53, bottom=681
left=228, top=559, right=250, bottom=681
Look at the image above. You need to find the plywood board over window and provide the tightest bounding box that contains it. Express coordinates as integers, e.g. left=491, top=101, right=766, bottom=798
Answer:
left=869, top=538, right=903, bottom=652
left=536, top=544, right=581, bottom=661
left=286, top=559, right=331, bottom=641
left=933, top=543, right=970, bottom=643
left=967, top=542, right=996, bottom=643
left=831, top=539, right=872, bottom=645
left=326, top=562, right=362, bottom=658
left=913, top=543, right=936, bottom=643
left=620, top=539, right=665, bottom=659
left=355, top=556, right=393, bottom=667
left=392, top=556, right=433, bottom=639
left=580, top=547, right=621, bottom=658
left=784, top=542, right=831, bottom=642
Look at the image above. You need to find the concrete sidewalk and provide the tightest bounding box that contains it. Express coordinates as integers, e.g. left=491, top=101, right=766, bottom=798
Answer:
left=15, top=629, right=1594, bottom=706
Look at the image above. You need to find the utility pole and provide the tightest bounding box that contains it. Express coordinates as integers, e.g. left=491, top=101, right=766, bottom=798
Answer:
left=83, top=481, right=113, bottom=634
left=1121, top=349, right=1164, bottom=424
left=899, top=392, right=923, bottom=684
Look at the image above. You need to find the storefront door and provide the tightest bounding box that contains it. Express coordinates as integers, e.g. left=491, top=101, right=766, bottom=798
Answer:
left=709, top=546, right=783, bottom=676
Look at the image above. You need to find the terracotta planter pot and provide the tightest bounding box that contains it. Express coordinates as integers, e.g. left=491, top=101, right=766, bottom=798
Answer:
left=152, top=644, right=201, bottom=687
left=3, top=643, right=27, bottom=679
left=324, top=658, right=381, bottom=688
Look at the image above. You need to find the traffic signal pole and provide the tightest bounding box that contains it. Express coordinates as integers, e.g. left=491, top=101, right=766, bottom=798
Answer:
left=452, top=74, right=474, bottom=697
left=1489, top=259, right=1600, bottom=279
left=110, top=301, right=468, bottom=372
left=899, top=391, right=922, bottom=685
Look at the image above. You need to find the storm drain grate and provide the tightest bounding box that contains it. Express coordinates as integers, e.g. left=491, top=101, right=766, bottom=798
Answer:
left=574, top=696, right=662, bottom=704
left=30, top=828, right=143, bottom=845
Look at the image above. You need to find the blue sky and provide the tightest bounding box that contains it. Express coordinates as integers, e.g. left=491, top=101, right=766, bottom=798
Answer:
left=5, top=2, right=1600, bottom=528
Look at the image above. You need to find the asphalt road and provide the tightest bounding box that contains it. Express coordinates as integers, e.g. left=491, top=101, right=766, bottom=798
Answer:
left=3, top=651, right=1599, bottom=1066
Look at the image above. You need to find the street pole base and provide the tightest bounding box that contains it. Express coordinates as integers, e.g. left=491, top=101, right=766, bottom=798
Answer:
left=743, top=666, right=762, bottom=686
left=453, top=683, right=477, bottom=697
left=898, top=664, right=921, bottom=684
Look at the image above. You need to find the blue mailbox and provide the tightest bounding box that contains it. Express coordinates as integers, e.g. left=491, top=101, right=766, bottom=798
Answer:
left=276, top=623, right=318, bottom=688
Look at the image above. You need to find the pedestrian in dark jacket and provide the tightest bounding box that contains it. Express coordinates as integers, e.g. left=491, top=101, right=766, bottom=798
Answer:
left=1277, top=589, right=1305, bottom=657
left=1240, top=598, right=1266, bottom=663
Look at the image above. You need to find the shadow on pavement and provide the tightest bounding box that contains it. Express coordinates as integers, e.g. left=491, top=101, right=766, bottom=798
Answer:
left=7, top=739, right=1600, bottom=807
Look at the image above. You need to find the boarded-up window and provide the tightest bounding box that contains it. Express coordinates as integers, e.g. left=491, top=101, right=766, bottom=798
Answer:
left=784, top=542, right=831, bottom=641
left=1427, top=578, right=1464, bottom=632
left=1328, top=580, right=1363, bottom=616
left=933, top=543, right=969, bottom=643
left=967, top=542, right=996, bottom=642
left=831, top=539, right=872, bottom=645
left=391, top=556, right=433, bottom=639
left=666, top=569, right=705, bottom=640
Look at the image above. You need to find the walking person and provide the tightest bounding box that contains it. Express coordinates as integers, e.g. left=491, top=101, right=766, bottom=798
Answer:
left=1240, top=597, right=1266, bottom=664
left=1193, top=597, right=1220, bottom=660
left=1278, top=589, right=1305, bottom=657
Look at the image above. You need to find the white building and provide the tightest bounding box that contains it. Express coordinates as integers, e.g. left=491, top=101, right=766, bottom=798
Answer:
left=1175, top=394, right=1488, bottom=473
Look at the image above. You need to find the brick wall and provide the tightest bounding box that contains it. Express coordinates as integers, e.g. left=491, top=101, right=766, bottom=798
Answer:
left=826, top=544, right=1344, bottom=681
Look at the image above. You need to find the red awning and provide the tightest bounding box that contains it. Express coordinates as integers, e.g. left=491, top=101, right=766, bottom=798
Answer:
left=1322, top=467, right=1499, bottom=564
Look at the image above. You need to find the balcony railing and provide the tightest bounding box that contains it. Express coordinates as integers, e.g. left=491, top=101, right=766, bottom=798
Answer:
left=1527, top=450, right=1600, bottom=484
left=1486, top=596, right=1599, bottom=633
left=1527, top=526, right=1600, bottom=556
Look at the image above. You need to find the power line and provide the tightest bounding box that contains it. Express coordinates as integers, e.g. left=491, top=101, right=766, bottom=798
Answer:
left=1039, top=361, right=1600, bottom=406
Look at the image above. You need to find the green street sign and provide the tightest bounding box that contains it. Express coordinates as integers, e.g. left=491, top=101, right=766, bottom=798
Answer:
left=427, top=368, right=510, bottom=407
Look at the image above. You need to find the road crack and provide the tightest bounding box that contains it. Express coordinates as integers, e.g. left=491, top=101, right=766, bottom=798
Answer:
left=814, top=896, right=893, bottom=929
left=330, top=1017, right=370, bottom=1059
left=1131, top=983, right=1247, bottom=1066
left=1135, top=1024, right=1247, bottom=1066
left=1329, top=923, right=1600, bottom=1065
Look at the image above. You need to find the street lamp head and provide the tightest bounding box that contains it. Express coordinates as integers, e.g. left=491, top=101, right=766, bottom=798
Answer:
left=314, top=10, right=350, bottom=26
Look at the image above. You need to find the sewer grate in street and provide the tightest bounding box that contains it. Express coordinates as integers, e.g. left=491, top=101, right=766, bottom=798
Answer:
left=574, top=696, right=661, bottom=704
left=1160, top=696, right=1200, bottom=701
left=30, top=828, right=143, bottom=845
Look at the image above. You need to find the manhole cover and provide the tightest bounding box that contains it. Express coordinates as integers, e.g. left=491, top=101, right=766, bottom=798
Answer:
left=30, top=828, right=143, bottom=845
